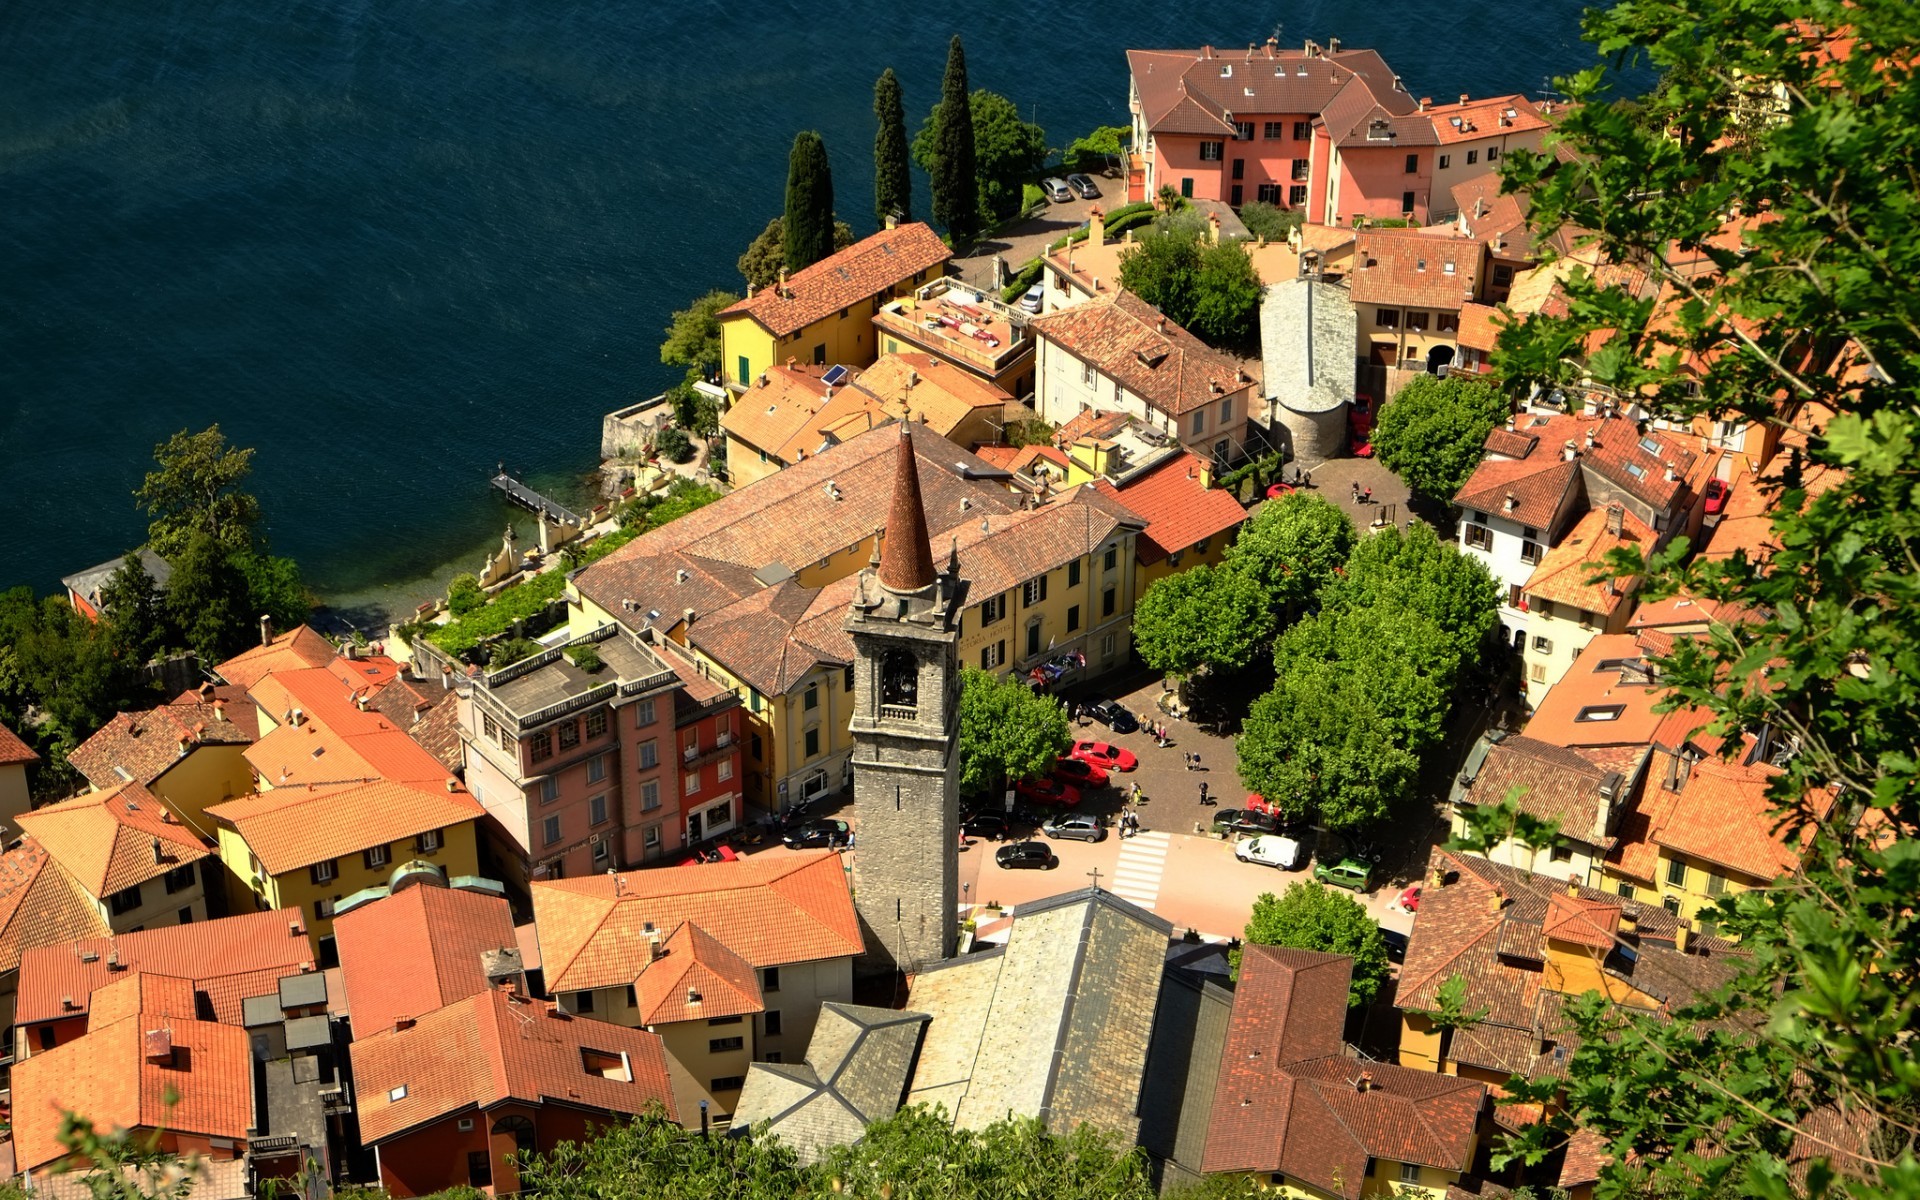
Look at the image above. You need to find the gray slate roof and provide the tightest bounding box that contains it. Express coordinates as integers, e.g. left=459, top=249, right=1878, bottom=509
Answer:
left=1262, top=278, right=1357, bottom=415
left=732, top=1003, right=930, bottom=1165
left=60, top=548, right=172, bottom=608
left=1140, top=965, right=1235, bottom=1193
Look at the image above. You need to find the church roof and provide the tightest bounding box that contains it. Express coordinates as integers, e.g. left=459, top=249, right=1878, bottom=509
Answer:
left=878, top=422, right=935, bottom=592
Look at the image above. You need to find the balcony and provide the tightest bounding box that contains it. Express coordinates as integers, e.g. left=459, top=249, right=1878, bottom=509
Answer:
left=880, top=705, right=918, bottom=721
left=681, top=734, right=739, bottom=768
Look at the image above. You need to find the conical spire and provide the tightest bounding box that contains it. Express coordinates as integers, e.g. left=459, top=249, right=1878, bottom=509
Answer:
left=877, top=422, right=936, bottom=593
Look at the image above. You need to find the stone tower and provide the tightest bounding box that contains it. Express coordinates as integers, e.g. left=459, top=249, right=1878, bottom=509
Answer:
left=845, top=423, right=967, bottom=975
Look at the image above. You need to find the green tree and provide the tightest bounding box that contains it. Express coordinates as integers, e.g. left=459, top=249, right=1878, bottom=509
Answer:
left=1369, top=374, right=1511, bottom=501
left=660, top=289, right=740, bottom=380
left=915, top=89, right=1045, bottom=232
left=135, top=426, right=262, bottom=558
left=656, top=426, right=695, bottom=464
left=1062, top=124, right=1127, bottom=173
left=236, top=551, right=312, bottom=635
left=1407, top=972, right=1489, bottom=1033
left=737, top=217, right=856, bottom=292
left=1189, top=239, right=1264, bottom=348
left=927, top=35, right=978, bottom=247
left=447, top=573, right=486, bottom=616
left=782, top=131, right=836, bottom=273
left=1116, top=223, right=1201, bottom=328
left=1326, top=522, right=1499, bottom=665
left=164, top=530, right=251, bottom=663
left=1239, top=882, right=1391, bottom=1006
left=666, top=379, right=721, bottom=440
left=1237, top=200, right=1302, bottom=243
left=1132, top=563, right=1276, bottom=678
left=873, top=68, right=911, bottom=224
left=97, top=552, right=171, bottom=663
left=1222, top=493, right=1355, bottom=619
left=957, top=666, right=1070, bottom=799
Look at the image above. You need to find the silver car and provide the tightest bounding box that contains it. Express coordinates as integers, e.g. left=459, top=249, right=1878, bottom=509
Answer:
left=1041, top=176, right=1073, bottom=204
left=1042, top=812, right=1106, bottom=843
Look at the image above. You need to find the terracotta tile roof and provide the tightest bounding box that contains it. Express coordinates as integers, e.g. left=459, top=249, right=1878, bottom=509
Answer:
left=1628, top=590, right=1740, bottom=633
left=1127, top=47, right=1365, bottom=137
left=1522, top=635, right=1667, bottom=749
left=215, top=625, right=336, bottom=690
left=67, top=697, right=257, bottom=793
left=15, top=907, right=317, bottom=1027
left=1465, top=736, right=1629, bottom=848
left=0, top=838, right=110, bottom=974
left=334, top=885, right=518, bottom=1036
left=1453, top=458, right=1579, bottom=529
left=1449, top=175, right=1535, bottom=260
left=1001, top=443, right=1072, bottom=478
left=1604, top=785, right=1679, bottom=884
left=1542, top=893, right=1623, bottom=949
left=1093, top=452, right=1247, bottom=563
left=1057, top=408, right=1135, bottom=444
left=351, top=986, right=678, bottom=1143
left=1522, top=506, right=1651, bottom=616
left=719, top=364, right=841, bottom=463
left=11, top=974, right=253, bottom=1172
left=1558, top=1128, right=1610, bottom=1188
left=1654, top=752, right=1812, bottom=881
left=533, top=851, right=861, bottom=994
left=720, top=223, right=951, bottom=339
left=1457, top=302, right=1504, bottom=353
left=1027, top=290, right=1258, bottom=417
left=1351, top=228, right=1481, bottom=311
left=0, top=718, right=37, bottom=766
left=15, top=782, right=211, bottom=900
left=1203, top=945, right=1483, bottom=1193
left=207, top=779, right=482, bottom=876
left=1484, top=413, right=1698, bottom=513
left=632, top=921, right=765, bottom=1024
left=1319, top=73, right=1436, bottom=149
left=853, top=352, right=1012, bottom=432
left=244, top=667, right=455, bottom=790
left=1430, top=94, right=1551, bottom=144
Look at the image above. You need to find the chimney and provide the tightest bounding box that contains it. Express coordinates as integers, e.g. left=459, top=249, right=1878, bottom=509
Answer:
left=1157, top=315, right=1167, bottom=333
left=260, top=615, right=274, bottom=647
left=777, top=267, right=788, bottom=297
left=1563, top=440, right=1579, bottom=462
left=647, top=926, right=665, bottom=961
left=151, top=836, right=164, bottom=864
left=1503, top=493, right=1517, bottom=514
left=1664, top=462, right=1678, bottom=482
left=445, top=777, right=460, bottom=793
left=213, top=699, right=227, bottom=722
left=1355, top=1070, right=1373, bottom=1092
left=1089, top=206, right=1106, bottom=248
left=291, top=708, right=305, bottom=727
left=1207, top=213, right=1221, bottom=245
left=1459, top=93, right=1471, bottom=106
left=144, top=1028, right=173, bottom=1063
left=1566, top=879, right=1581, bottom=898
left=1264, top=36, right=1278, bottom=58
left=1620, top=907, right=1639, bottom=934
left=1428, top=864, right=1445, bottom=888
left=1674, top=924, right=1691, bottom=953
left=683, top=607, right=696, bottom=628
left=884, top=210, right=898, bottom=230
left=1474, top=197, right=1486, bottom=221
left=1418, top=96, right=1430, bottom=112
left=1327, top=36, right=1341, bottom=53
left=1488, top=886, right=1509, bottom=913
left=1606, top=503, right=1625, bottom=535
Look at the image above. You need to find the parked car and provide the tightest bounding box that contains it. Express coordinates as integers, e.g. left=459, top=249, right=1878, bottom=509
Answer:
left=1053, top=757, right=1110, bottom=789
left=1042, top=812, right=1106, bottom=843
left=677, top=844, right=740, bottom=866
left=1380, top=927, right=1409, bottom=964
left=1041, top=176, right=1073, bottom=203
left=1313, top=857, right=1375, bottom=893
left=1070, top=739, right=1138, bottom=772
left=962, top=811, right=1013, bottom=841
left=1397, top=883, right=1423, bottom=913
left=1066, top=173, right=1101, bottom=199
left=1234, top=835, right=1304, bottom=869
left=1703, top=477, right=1732, bottom=515
left=1080, top=701, right=1139, bottom=734
left=781, top=819, right=850, bottom=849
left=1020, top=283, right=1044, bottom=314
left=996, top=840, right=1058, bottom=870
left=1211, top=808, right=1280, bottom=838
left=1015, top=777, right=1082, bottom=808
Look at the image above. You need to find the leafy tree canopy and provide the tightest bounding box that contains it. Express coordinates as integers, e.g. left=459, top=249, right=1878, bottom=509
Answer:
left=1239, top=882, right=1392, bottom=1006
left=660, top=289, right=740, bottom=379
left=1062, top=125, right=1128, bottom=173
left=957, top=666, right=1070, bottom=799
left=136, top=425, right=261, bottom=558
left=1132, top=563, right=1276, bottom=678
left=1237, top=201, right=1302, bottom=243
left=165, top=530, right=252, bottom=663
left=1369, top=373, right=1512, bottom=501
left=1222, top=493, right=1356, bottom=617
left=1189, top=238, right=1264, bottom=349
left=1325, top=522, right=1499, bottom=665
left=783, top=130, right=836, bottom=273
left=915, top=89, right=1045, bottom=231
left=737, top=217, right=855, bottom=293
left=873, top=68, right=912, bottom=225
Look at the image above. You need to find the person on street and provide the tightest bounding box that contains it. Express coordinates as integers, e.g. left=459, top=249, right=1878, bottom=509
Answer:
left=1183, top=751, right=1193, bottom=770
left=1199, top=781, right=1210, bottom=805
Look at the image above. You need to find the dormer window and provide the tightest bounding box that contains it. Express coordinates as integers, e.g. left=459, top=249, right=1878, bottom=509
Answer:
left=1220, top=64, right=1232, bottom=77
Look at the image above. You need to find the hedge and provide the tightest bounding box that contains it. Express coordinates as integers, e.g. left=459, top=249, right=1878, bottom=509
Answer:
left=1000, top=258, right=1047, bottom=304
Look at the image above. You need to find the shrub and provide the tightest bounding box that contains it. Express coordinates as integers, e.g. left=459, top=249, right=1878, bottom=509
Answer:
left=657, top=427, right=695, bottom=463
left=489, top=637, right=541, bottom=669
left=1000, top=257, right=1046, bottom=304
left=447, top=573, right=484, bottom=616
left=1238, top=200, right=1302, bottom=243
left=1021, top=182, right=1045, bottom=213
left=565, top=643, right=603, bottom=673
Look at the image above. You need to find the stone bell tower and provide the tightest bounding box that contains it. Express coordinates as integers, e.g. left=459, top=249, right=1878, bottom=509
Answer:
left=845, top=422, right=967, bottom=975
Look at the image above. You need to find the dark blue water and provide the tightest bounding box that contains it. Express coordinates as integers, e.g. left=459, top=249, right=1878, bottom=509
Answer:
left=1, top=0, right=1598, bottom=611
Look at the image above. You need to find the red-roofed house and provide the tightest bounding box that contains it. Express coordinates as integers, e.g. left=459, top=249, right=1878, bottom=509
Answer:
left=0, top=719, right=37, bottom=825
left=11, top=971, right=255, bottom=1180
left=1202, top=944, right=1486, bottom=1196
left=16, top=782, right=213, bottom=931
left=1429, top=95, right=1553, bottom=217
left=349, top=985, right=677, bottom=1196
left=66, top=689, right=259, bottom=844
left=1520, top=504, right=1653, bottom=706
left=215, top=620, right=338, bottom=691
left=1092, top=450, right=1248, bottom=594
left=1350, top=226, right=1483, bottom=374
left=531, top=851, right=861, bottom=1121
left=333, top=880, right=520, bottom=1037
left=0, top=839, right=110, bottom=1083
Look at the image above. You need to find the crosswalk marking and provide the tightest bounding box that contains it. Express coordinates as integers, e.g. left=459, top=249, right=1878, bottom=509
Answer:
left=1111, top=830, right=1171, bottom=909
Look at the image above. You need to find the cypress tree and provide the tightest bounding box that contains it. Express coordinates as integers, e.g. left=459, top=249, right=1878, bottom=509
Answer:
left=930, top=35, right=978, bottom=247
left=873, top=68, right=911, bottom=226
left=783, top=131, right=835, bottom=273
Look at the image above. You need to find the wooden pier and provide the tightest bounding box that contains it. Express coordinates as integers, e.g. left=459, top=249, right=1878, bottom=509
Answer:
left=491, top=471, right=581, bottom=526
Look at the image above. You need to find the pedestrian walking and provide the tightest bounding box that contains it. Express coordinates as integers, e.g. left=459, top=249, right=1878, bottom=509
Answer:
left=1350, top=480, right=1361, bottom=500
left=1183, top=751, right=1193, bottom=770
left=1361, top=485, right=1374, bottom=503
left=1199, top=781, right=1210, bottom=805
left=1192, top=751, right=1203, bottom=771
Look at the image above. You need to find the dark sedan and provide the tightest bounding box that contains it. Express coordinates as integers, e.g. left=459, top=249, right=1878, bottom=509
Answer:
left=781, top=819, right=850, bottom=849
left=1082, top=699, right=1139, bottom=734
left=996, top=840, right=1058, bottom=870
left=1210, top=809, right=1281, bottom=838
left=963, top=811, right=1014, bottom=841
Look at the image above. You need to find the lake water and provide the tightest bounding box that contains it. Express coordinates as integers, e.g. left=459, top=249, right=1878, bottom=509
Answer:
left=0, top=0, right=1600, bottom=620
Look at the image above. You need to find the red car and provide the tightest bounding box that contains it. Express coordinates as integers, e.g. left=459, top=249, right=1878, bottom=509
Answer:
left=1703, top=478, right=1732, bottom=515
left=1245, top=793, right=1277, bottom=817
left=1397, top=884, right=1423, bottom=913
left=1015, top=777, right=1082, bottom=808
left=1071, top=739, right=1138, bottom=773
left=1053, top=757, right=1110, bottom=789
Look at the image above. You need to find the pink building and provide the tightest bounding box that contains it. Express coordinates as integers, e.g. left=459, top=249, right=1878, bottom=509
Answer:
left=655, top=641, right=746, bottom=849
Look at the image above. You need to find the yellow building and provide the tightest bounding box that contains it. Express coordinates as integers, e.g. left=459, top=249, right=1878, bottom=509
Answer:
left=571, top=422, right=1143, bottom=815
left=65, top=688, right=258, bottom=843
left=1350, top=226, right=1484, bottom=377
left=719, top=222, right=950, bottom=390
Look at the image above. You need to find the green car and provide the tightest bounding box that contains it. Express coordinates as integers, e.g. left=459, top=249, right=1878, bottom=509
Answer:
left=1313, top=857, right=1374, bottom=893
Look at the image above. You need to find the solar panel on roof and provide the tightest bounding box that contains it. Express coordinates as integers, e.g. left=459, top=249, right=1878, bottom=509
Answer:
left=821, top=365, right=849, bottom=386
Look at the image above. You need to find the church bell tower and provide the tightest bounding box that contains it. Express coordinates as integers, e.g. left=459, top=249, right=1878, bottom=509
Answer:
left=845, top=422, right=966, bottom=975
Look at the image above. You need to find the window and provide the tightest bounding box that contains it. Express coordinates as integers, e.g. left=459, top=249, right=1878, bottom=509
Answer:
left=1666, top=859, right=1689, bottom=888
left=1616, top=881, right=1636, bottom=899
left=1102, top=586, right=1117, bottom=617
left=1466, top=150, right=1479, bottom=165
left=1263, top=121, right=1284, bottom=139
left=314, top=897, right=335, bottom=921
left=1438, top=153, right=1451, bottom=169
left=981, top=642, right=1004, bottom=669
left=1509, top=584, right=1525, bottom=610
left=482, top=714, right=500, bottom=743
left=1257, top=182, right=1281, bottom=203
left=164, top=863, right=196, bottom=894
left=641, top=779, right=661, bottom=812
left=643, top=823, right=661, bottom=848
left=573, top=990, right=595, bottom=1014
left=804, top=684, right=819, bottom=711
left=1487, top=145, right=1500, bottom=160
left=543, top=815, right=562, bottom=847
left=585, top=708, right=607, bottom=738
left=1293, top=120, right=1310, bottom=139
left=1199, top=141, right=1223, bottom=161
left=1103, top=544, right=1118, bottom=571
left=711, top=1076, right=745, bottom=1093
left=1404, top=153, right=1419, bottom=173
left=587, top=754, right=606, bottom=784
left=1576, top=704, right=1627, bottom=723
left=761, top=966, right=782, bottom=993
left=1520, top=540, right=1543, bottom=564
left=639, top=739, right=658, bottom=769
left=418, top=829, right=442, bottom=853
left=1407, top=310, right=1429, bottom=332
left=531, top=730, right=553, bottom=761
left=685, top=770, right=700, bottom=795
left=1529, top=663, right=1547, bottom=683
left=1550, top=844, right=1574, bottom=863
left=1022, top=576, right=1048, bottom=606
left=1066, top=605, right=1081, bottom=633
left=1067, top=559, right=1081, bottom=587
left=311, top=860, right=336, bottom=885
left=709, top=1036, right=745, bottom=1053
left=1289, top=184, right=1308, bottom=206
left=750, top=730, right=765, bottom=758
left=1376, top=308, right=1400, bottom=328
left=1463, top=523, right=1491, bottom=549
left=108, top=885, right=143, bottom=916
left=540, top=776, right=560, bottom=805
left=590, top=794, right=609, bottom=826
left=1026, top=622, right=1042, bottom=658
left=1401, top=190, right=1415, bottom=213
left=635, top=698, right=656, bottom=727
left=557, top=720, right=580, bottom=751
left=1704, top=871, right=1726, bottom=896
left=364, top=845, right=390, bottom=870
left=804, top=728, right=820, bottom=758
left=1081, top=360, right=1096, bottom=386
left=1289, top=158, right=1311, bottom=182
left=1190, top=410, right=1205, bottom=436
left=1492, top=264, right=1515, bottom=288
left=1532, top=635, right=1553, bottom=654
left=981, top=594, right=1006, bottom=625
left=1663, top=895, right=1683, bottom=916
left=1400, top=1163, right=1422, bottom=1184
left=764, top=1010, right=783, bottom=1036
left=1234, top=122, right=1253, bottom=141
left=844, top=664, right=855, bottom=691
